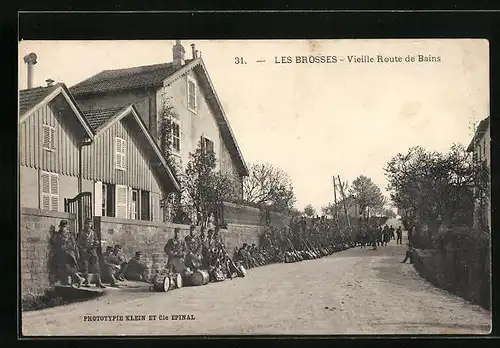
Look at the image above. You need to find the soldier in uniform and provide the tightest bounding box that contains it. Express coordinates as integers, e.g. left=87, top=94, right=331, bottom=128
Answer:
left=396, top=226, right=403, bottom=245
left=185, top=225, right=203, bottom=271
left=199, top=227, right=210, bottom=269
left=164, top=228, right=187, bottom=274
left=50, top=220, right=84, bottom=287
left=77, top=218, right=105, bottom=288
left=124, top=251, right=149, bottom=281
left=104, top=245, right=126, bottom=286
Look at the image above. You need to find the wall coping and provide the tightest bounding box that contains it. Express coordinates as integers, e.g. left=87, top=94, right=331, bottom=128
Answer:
left=222, top=201, right=261, bottom=212
left=225, top=222, right=267, bottom=229
left=95, top=216, right=190, bottom=229
left=21, top=207, right=76, bottom=220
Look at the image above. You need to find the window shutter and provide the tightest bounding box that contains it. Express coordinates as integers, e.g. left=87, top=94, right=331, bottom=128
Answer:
left=121, top=138, right=126, bottom=170
left=200, top=135, right=205, bottom=152
left=50, top=174, right=59, bottom=211
left=40, top=172, right=50, bottom=210
left=94, top=181, right=102, bottom=217
left=42, top=125, right=51, bottom=149
left=50, top=127, right=56, bottom=150
left=115, top=185, right=128, bottom=218
left=115, top=138, right=121, bottom=169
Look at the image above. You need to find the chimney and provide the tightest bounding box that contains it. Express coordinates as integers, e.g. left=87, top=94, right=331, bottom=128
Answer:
left=191, top=44, right=198, bottom=59
left=172, top=40, right=185, bottom=67
left=23, top=52, right=38, bottom=89
left=45, top=78, right=55, bottom=87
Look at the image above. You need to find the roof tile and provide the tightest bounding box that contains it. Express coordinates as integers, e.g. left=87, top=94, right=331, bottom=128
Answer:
left=82, top=106, right=126, bottom=131
left=70, top=62, right=179, bottom=95
left=19, top=84, right=61, bottom=115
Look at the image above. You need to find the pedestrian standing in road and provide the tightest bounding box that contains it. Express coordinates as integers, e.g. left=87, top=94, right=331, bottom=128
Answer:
left=396, top=226, right=403, bottom=244
left=77, top=218, right=106, bottom=288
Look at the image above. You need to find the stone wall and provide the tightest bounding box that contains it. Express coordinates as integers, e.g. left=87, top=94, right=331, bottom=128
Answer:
left=20, top=208, right=77, bottom=297
left=222, top=201, right=290, bottom=227
left=93, top=216, right=266, bottom=278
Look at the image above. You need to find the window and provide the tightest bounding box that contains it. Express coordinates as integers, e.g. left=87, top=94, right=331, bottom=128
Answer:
left=187, top=76, right=197, bottom=112
left=115, top=137, right=126, bottom=171
left=140, top=191, right=150, bottom=220
left=171, top=121, right=181, bottom=152
left=201, top=136, right=214, bottom=154
left=102, top=184, right=107, bottom=216
left=131, top=189, right=139, bottom=220
left=115, top=185, right=128, bottom=219
left=40, top=171, right=59, bottom=211
left=42, top=124, right=55, bottom=151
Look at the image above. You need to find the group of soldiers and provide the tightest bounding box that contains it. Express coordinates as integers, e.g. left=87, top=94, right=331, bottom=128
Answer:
left=163, top=225, right=243, bottom=282
left=356, top=224, right=403, bottom=250
left=50, top=218, right=148, bottom=288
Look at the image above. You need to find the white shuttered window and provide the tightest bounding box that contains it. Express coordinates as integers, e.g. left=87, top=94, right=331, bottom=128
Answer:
left=42, top=124, right=56, bottom=151
left=115, top=185, right=128, bottom=219
left=115, top=137, right=126, bottom=170
left=40, top=171, right=59, bottom=211
left=150, top=193, right=160, bottom=222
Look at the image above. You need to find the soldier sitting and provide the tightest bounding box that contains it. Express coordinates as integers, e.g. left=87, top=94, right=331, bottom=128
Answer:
left=124, top=251, right=149, bottom=282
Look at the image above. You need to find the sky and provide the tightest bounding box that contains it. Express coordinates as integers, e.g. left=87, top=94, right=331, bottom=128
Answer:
left=18, top=39, right=489, bottom=212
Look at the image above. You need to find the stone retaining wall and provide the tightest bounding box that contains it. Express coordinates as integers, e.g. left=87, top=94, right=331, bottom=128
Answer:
left=20, top=208, right=77, bottom=297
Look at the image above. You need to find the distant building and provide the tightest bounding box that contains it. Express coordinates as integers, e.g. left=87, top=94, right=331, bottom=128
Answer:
left=467, top=116, right=491, bottom=232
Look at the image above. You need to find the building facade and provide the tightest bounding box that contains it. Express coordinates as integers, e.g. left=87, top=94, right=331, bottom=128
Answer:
left=19, top=83, right=94, bottom=212
left=467, top=116, right=491, bottom=232
left=70, top=41, right=249, bottom=214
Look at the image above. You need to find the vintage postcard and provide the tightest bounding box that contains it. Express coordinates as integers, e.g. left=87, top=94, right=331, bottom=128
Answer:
left=19, top=39, right=491, bottom=336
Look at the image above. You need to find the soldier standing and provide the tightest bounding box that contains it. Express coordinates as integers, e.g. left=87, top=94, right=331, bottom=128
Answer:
left=50, top=220, right=85, bottom=287
left=185, top=225, right=203, bottom=271
left=396, top=226, right=403, bottom=244
left=77, top=218, right=105, bottom=288
left=164, top=228, right=187, bottom=274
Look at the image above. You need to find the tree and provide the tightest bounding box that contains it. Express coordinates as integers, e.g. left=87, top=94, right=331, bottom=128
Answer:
left=384, top=144, right=487, bottom=232
left=243, top=163, right=296, bottom=213
left=321, top=203, right=336, bottom=218
left=303, top=204, right=316, bottom=217
left=183, top=141, right=240, bottom=226
left=383, top=208, right=397, bottom=219
left=349, top=175, right=385, bottom=217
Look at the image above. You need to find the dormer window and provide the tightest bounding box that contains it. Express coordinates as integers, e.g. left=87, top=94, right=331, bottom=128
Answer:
left=187, top=75, right=197, bottom=113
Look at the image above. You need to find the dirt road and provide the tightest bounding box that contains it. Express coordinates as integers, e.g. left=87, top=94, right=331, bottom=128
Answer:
left=22, top=241, right=491, bottom=336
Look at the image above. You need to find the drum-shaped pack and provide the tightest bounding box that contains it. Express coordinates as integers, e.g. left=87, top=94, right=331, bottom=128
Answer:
left=151, top=274, right=171, bottom=292
left=189, top=270, right=210, bottom=286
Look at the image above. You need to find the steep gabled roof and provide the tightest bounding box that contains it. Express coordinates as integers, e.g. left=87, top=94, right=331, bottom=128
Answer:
left=70, top=57, right=248, bottom=176
left=82, top=105, right=181, bottom=192
left=70, top=61, right=191, bottom=95
left=19, top=83, right=94, bottom=139
left=467, top=116, right=490, bottom=152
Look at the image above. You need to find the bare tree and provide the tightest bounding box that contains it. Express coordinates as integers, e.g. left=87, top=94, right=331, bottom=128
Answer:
left=243, top=163, right=296, bottom=212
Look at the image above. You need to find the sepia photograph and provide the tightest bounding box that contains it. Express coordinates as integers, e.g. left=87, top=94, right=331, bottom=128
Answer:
left=18, top=39, right=491, bottom=336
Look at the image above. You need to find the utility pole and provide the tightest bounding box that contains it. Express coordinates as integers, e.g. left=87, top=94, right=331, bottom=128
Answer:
left=332, top=175, right=338, bottom=221
left=337, top=175, right=352, bottom=244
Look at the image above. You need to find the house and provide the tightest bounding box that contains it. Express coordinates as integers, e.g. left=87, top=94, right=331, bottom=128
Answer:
left=467, top=116, right=491, bottom=232
left=80, top=104, right=181, bottom=222
left=19, top=82, right=94, bottom=212
left=69, top=41, right=249, bottom=217
left=19, top=81, right=180, bottom=221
